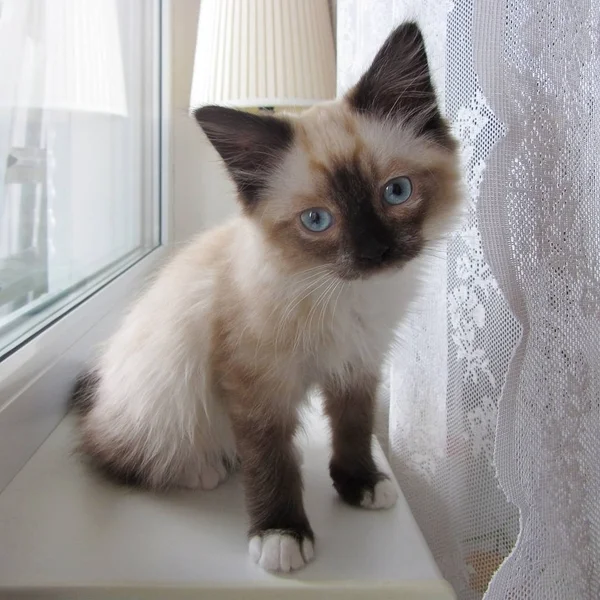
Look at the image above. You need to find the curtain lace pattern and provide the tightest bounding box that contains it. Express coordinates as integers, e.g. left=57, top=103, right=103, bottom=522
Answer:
left=338, top=1, right=600, bottom=598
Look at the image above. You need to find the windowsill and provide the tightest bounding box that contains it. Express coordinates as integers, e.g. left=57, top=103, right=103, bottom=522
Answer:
left=0, top=403, right=454, bottom=599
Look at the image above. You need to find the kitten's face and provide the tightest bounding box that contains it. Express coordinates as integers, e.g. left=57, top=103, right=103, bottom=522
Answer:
left=195, top=23, right=461, bottom=280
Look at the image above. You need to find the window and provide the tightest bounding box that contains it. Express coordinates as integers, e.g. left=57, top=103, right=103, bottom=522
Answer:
left=0, top=0, right=161, bottom=358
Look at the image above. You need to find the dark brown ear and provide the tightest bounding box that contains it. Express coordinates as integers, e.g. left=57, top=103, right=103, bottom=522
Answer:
left=194, top=105, right=294, bottom=205
left=347, top=23, right=450, bottom=144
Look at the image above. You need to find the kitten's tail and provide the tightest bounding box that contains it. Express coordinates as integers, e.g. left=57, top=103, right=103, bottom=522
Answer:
left=69, top=371, right=100, bottom=415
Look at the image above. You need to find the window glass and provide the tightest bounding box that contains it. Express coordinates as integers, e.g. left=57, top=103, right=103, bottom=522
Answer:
left=0, top=0, right=160, bottom=357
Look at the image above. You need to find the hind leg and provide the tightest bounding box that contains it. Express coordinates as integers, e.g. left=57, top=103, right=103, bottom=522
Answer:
left=80, top=409, right=236, bottom=491
left=176, top=455, right=234, bottom=490
left=78, top=369, right=237, bottom=491
left=172, top=399, right=238, bottom=490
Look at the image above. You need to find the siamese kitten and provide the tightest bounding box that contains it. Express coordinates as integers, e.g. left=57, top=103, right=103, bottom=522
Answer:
left=72, top=23, right=460, bottom=572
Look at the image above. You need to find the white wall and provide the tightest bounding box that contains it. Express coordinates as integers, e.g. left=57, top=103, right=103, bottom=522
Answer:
left=169, top=0, right=238, bottom=244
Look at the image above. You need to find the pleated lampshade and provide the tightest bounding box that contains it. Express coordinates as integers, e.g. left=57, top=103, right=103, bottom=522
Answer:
left=0, top=0, right=127, bottom=115
left=190, top=0, right=336, bottom=109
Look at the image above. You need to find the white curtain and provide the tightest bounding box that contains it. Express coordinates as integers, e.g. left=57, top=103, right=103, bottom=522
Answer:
left=338, top=1, right=600, bottom=598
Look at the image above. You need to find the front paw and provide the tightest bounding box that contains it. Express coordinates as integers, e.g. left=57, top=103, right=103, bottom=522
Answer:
left=249, top=530, right=315, bottom=572
left=359, top=478, right=398, bottom=509
left=330, top=464, right=398, bottom=509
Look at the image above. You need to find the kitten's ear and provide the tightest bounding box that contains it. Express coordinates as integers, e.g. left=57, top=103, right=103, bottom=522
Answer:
left=194, top=105, right=294, bottom=205
left=347, top=23, right=450, bottom=143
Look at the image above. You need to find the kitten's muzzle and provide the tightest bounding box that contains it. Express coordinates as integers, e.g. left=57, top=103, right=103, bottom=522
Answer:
left=355, top=243, right=392, bottom=267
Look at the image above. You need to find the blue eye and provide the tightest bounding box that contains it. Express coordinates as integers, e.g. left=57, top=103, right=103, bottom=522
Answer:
left=383, top=176, right=413, bottom=205
left=300, top=208, right=333, bottom=232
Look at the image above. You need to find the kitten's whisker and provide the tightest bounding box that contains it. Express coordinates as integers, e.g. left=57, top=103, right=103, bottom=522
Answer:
left=420, top=248, right=447, bottom=259
left=291, top=278, right=331, bottom=356
left=293, top=264, right=334, bottom=277
left=330, top=281, right=347, bottom=330
left=319, top=280, right=342, bottom=341
left=317, top=282, right=333, bottom=340
left=290, top=267, right=333, bottom=287
left=279, top=273, right=331, bottom=325
left=304, top=278, right=337, bottom=352
left=273, top=274, right=332, bottom=352
left=316, top=282, right=334, bottom=342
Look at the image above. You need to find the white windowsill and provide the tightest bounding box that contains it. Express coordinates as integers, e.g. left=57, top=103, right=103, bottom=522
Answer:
left=0, top=403, right=454, bottom=599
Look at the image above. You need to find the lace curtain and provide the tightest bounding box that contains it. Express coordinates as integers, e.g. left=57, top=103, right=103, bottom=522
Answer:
left=338, top=1, right=600, bottom=598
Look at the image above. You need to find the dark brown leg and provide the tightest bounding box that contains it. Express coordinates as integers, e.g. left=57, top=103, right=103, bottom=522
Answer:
left=322, top=373, right=396, bottom=508
left=230, top=404, right=314, bottom=571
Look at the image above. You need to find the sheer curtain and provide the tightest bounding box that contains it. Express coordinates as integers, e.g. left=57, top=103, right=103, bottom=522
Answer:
left=338, top=1, right=600, bottom=598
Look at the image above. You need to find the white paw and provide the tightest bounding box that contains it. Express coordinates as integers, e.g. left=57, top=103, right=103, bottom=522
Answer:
left=249, top=532, right=315, bottom=572
left=360, top=478, right=399, bottom=509
left=177, top=460, right=228, bottom=490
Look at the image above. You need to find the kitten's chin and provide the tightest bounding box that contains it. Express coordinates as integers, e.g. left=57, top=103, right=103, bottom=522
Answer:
left=338, top=261, right=407, bottom=281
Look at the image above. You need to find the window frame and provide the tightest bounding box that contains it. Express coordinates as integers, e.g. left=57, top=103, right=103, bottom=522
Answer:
left=0, top=0, right=172, bottom=494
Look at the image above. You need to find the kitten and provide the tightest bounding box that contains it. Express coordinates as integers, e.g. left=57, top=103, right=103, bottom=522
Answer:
left=72, top=23, right=460, bottom=572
